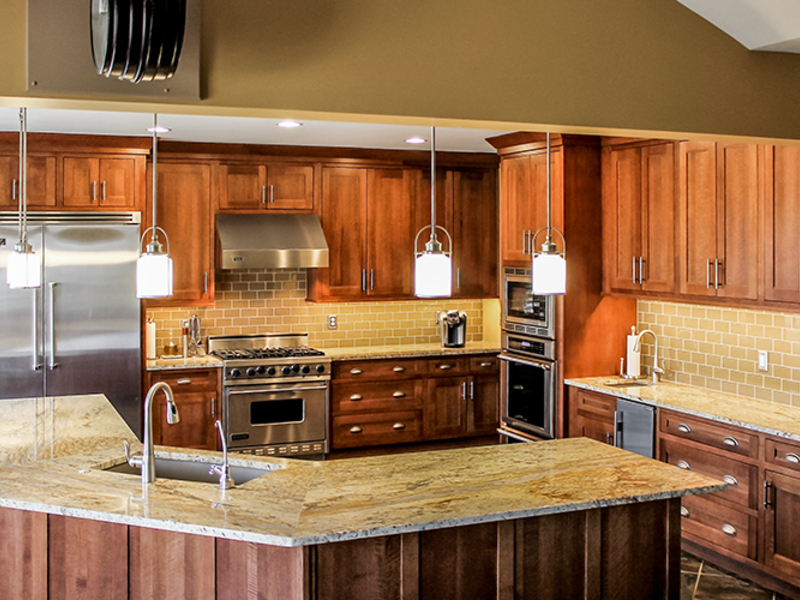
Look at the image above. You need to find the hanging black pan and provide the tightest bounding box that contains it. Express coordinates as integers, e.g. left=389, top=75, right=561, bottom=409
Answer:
left=120, top=0, right=145, bottom=81
left=107, top=0, right=131, bottom=78
left=156, top=0, right=186, bottom=80
left=139, top=0, right=166, bottom=82
left=90, top=0, right=116, bottom=75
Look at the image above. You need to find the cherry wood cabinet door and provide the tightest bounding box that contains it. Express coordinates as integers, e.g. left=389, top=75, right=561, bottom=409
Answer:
left=764, top=145, right=800, bottom=303
left=63, top=156, right=139, bottom=209
left=716, top=143, right=759, bottom=300
left=366, top=168, right=415, bottom=297
left=603, top=145, right=643, bottom=292
left=147, top=162, right=213, bottom=305
left=765, top=470, right=800, bottom=580
left=568, top=388, right=617, bottom=445
left=0, top=154, right=57, bottom=210
left=678, top=141, right=718, bottom=296
left=425, top=376, right=468, bottom=439
left=641, top=143, right=676, bottom=293
left=148, top=370, right=220, bottom=450
left=316, top=167, right=368, bottom=300
left=500, top=154, right=534, bottom=264
left=468, top=375, right=499, bottom=436
left=453, top=169, right=498, bottom=298
left=218, top=163, right=264, bottom=210
left=62, top=157, right=100, bottom=207
left=268, top=164, right=314, bottom=210
left=98, top=157, right=138, bottom=208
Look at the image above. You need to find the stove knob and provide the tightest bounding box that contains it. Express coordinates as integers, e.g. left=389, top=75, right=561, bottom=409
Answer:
left=301, top=365, right=311, bottom=374
left=281, top=366, right=292, bottom=375
left=291, top=364, right=300, bottom=373
left=316, top=364, right=326, bottom=373
left=246, top=367, right=257, bottom=377
left=267, top=366, right=277, bottom=376
left=256, top=365, right=266, bottom=375
left=229, top=368, right=241, bottom=379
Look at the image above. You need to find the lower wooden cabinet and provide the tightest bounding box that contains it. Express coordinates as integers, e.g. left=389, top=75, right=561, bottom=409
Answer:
left=764, top=469, right=800, bottom=580
left=680, top=494, right=757, bottom=561
left=568, top=388, right=617, bottom=445
left=146, top=368, right=221, bottom=451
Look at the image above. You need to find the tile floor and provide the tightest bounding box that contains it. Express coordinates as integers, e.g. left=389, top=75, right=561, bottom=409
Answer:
left=681, top=552, right=794, bottom=599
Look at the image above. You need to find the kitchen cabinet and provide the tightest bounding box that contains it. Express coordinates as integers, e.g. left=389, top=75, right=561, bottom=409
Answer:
left=218, top=162, right=314, bottom=211
left=602, top=141, right=676, bottom=294
left=147, top=368, right=220, bottom=451
left=677, top=141, right=759, bottom=300
left=146, top=162, right=214, bottom=306
left=567, top=388, right=617, bottom=445
left=0, top=153, right=57, bottom=210
left=62, top=156, right=142, bottom=209
left=765, top=437, right=800, bottom=580
left=764, top=145, right=800, bottom=304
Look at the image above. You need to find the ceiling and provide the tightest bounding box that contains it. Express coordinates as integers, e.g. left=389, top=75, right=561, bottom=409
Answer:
left=677, top=0, right=800, bottom=53
left=0, top=107, right=509, bottom=154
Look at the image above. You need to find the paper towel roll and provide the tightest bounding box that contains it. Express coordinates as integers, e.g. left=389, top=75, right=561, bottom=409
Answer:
left=626, top=334, right=641, bottom=378
left=146, top=319, right=157, bottom=360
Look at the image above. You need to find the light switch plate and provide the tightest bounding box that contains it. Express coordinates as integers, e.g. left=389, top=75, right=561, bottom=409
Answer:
left=758, top=350, right=769, bottom=372
left=327, top=315, right=338, bottom=330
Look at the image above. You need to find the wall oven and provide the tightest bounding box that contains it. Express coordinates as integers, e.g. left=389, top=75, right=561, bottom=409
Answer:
left=503, top=267, right=555, bottom=339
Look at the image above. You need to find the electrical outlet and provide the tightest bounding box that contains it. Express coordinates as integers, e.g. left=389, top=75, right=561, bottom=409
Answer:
left=758, top=350, right=769, bottom=372
left=327, top=315, right=338, bottom=330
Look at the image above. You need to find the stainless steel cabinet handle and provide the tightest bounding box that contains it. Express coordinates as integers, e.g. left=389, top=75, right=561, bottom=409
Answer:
left=177, top=378, right=192, bottom=385
left=361, top=269, right=366, bottom=292
left=48, top=282, right=57, bottom=370
left=606, top=432, right=612, bottom=445
left=261, top=185, right=266, bottom=204
left=715, top=259, right=721, bottom=290
left=92, top=181, right=97, bottom=201
left=350, top=368, right=363, bottom=375
left=461, top=382, right=467, bottom=399
left=12, top=179, right=16, bottom=200
left=785, top=452, right=800, bottom=464
left=393, top=391, right=406, bottom=398
left=102, top=181, right=107, bottom=201
left=764, top=481, right=773, bottom=509
left=370, top=269, right=374, bottom=290
left=349, top=394, right=363, bottom=401
left=211, top=397, right=215, bottom=417
left=204, top=272, right=209, bottom=295
left=439, top=364, right=453, bottom=370
left=639, top=257, right=645, bottom=283
left=393, top=366, right=406, bottom=372
left=522, top=230, right=528, bottom=255
left=721, top=524, right=737, bottom=537
left=349, top=426, right=363, bottom=434
left=677, top=423, right=692, bottom=434
left=722, top=436, right=739, bottom=447
left=480, top=361, right=493, bottom=367
left=676, top=460, right=691, bottom=470
left=456, top=268, right=461, bottom=289
left=32, top=289, right=41, bottom=371
left=269, top=185, right=274, bottom=204
left=632, top=256, right=637, bottom=285
left=680, top=506, right=689, bottom=517
left=706, top=259, right=712, bottom=289
left=722, top=475, right=739, bottom=486
left=393, top=422, right=406, bottom=430
left=469, top=381, right=474, bottom=399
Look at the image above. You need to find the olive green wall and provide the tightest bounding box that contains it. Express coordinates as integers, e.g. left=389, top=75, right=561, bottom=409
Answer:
left=4, top=0, right=800, bottom=140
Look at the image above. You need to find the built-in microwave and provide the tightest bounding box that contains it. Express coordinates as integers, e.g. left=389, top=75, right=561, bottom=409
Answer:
left=503, top=267, right=556, bottom=339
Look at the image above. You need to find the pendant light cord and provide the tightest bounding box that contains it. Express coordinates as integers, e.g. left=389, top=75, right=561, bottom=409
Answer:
left=430, top=125, right=437, bottom=242
left=151, top=114, right=158, bottom=244
left=18, top=108, right=28, bottom=247
left=546, top=131, right=551, bottom=242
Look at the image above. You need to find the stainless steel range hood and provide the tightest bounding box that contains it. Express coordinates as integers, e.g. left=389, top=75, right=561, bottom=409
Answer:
left=216, top=214, right=329, bottom=269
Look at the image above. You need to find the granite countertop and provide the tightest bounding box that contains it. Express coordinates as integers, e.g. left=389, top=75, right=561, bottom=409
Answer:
left=146, top=355, right=223, bottom=371
left=324, top=341, right=500, bottom=361
left=566, top=377, right=800, bottom=443
left=0, top=395, right=721, bottom=547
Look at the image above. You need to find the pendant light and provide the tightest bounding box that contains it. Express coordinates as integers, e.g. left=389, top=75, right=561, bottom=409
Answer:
left=6, top=107, right=41, bottom=290
left=414, top=126, right=453, bottom=298
left=531, top=132, right=567, bottom=295
left=136, top=114, right=173, bottom=298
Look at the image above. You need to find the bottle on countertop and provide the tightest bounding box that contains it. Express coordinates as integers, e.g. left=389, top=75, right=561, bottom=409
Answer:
left=626, top=325, right=641, bottom=379
left=182, top=321, right=189, bottom=359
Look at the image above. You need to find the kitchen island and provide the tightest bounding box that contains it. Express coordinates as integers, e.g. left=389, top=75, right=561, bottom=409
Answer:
left=0, top=395, right=722, bottom=600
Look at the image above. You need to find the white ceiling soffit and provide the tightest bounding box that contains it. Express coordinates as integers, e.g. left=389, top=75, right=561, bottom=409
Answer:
left=677, top=0, right=800, bottom=53
left=0, top=107, right=507, bottom=154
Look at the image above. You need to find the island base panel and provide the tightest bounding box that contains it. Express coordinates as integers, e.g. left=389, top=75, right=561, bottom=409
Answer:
left=0, top=507, right=47, bottom=600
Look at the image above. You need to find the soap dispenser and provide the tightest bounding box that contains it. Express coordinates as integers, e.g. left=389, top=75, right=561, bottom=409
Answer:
left=626, top=326, right=641, bottom=379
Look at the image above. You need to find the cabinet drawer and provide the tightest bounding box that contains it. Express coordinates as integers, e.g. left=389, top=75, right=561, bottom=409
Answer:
left=661, top=439, right=757, bottom=510
left=766, top=438, right=800, bottom=474
left=681, top=495, right=757, bottom=560
left=332, top=359, right=425, bottom=381
left=331, top=411, right=423, bottom=449
left=331, top=381, right=421, bottom=414
left=572, top=388, right=617, bottom=421
left=660, top=410, right=758, bottom=459
left=428, top=357, right=470, bottom=377
left=469, top=355, right=500, bottom=375
left=149, top=369, right=218, bottom=393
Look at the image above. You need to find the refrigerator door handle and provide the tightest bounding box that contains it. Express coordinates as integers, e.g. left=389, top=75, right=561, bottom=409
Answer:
left=613, top=409, right=622, bottom=448
left=48, top=282, right=58, bottom=370
left=32, top=289, right=42, bottom=371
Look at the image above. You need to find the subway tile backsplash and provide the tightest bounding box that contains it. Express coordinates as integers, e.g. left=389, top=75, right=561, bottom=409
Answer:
left=638, top=300, right=800, bottom=407
left=148, top=269, right=485, bottom=351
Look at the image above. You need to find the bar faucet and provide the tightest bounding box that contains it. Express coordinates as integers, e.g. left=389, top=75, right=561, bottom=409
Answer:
left=209, top=420, right=234, bottom=492
left=633, top=329, right=664, bottom=383
left=124, top=382, right=180, bottom=484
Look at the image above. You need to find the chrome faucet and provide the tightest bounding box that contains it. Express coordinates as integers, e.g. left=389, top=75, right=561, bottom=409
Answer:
left=124, top=382, right=180, bottom=484
left=209, top=420, right=234, bottom=492
left=633, top=329, right=664, bottom=383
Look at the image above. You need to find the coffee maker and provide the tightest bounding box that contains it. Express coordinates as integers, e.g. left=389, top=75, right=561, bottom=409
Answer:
left=439, top=310, right=467, bottom=348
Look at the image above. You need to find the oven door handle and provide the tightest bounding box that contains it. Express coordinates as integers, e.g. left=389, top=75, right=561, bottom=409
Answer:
left=498, top=354, right=553, bottom=371
left=227, top=385, right=329, bottom=396
left=497, top=427, right=539, bottom=443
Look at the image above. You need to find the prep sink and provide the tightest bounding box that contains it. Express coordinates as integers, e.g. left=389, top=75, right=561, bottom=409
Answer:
left=601, top=379, right=655, bottom=388
left=101, top=455, right=280, bottom=485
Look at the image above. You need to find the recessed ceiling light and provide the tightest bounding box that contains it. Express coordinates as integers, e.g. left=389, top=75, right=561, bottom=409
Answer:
left=406, top=136, right=427, bottom=144
left=278, top=120, right=303, bottom=128
left=146, top=125, right=171, bottom=133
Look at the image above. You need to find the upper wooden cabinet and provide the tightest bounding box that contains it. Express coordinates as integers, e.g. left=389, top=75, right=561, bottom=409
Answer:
left=218, top=162, right=314, bottom=211
left=677, top=142, right=759, bottom=300
left=764, top=145, right=800, bottom=304
left=62, top=156, right=142, bottom=209
left=602, top=141, right=676, bottom=294
left=0, top=154, right=57, bottom=210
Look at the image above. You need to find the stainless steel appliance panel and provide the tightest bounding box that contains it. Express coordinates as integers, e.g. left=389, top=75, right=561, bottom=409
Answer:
left=499, top=353, right=556, bottom=440
left=614, top=397, right=656, bottom=459
left=0, top=225, right=44, bottom=399
left=503, top=268, right=555, bottom=339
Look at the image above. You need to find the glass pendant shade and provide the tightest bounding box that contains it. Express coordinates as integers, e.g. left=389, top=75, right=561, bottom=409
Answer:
left=532, top=251, right=566, bottom=295
left=136, top=252, right=173, bottom=298
left=6, top=248, right=41, bottom=289
left=414, top=251, right=452, bottom=298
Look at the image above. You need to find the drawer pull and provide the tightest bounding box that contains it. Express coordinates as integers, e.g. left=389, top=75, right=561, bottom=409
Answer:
left=680, top=506, right=689, bottom=518
left=722, top=436, right=739, bottom=447
left=721, top=524, right=737, bottom=537
left=480, top=361, right=493, bottom=367
left=392, top=391, right=406, bottom=398
left=676, top=460, right=691, bottom=470
left=177, top=378, right=192, bottom=385
left=677, top=424, right=692, bottom=434
left=350, top=368, right=363, bottom=375
left=439, top=364, right=453, bottom=370
left=722, top=475, right=739, bottom=487
left=786, top=452, right=800, bottom=464
left=393, top=422, right=406, bottom=430
left=349, top=426, right=363, bottom=434
left=393, top=366, right=406, bottom=372
left=349, top=394, right=363, bottom=401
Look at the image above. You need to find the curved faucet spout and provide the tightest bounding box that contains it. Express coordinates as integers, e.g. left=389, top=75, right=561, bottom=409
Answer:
left=140, top=382, right=179, bottom=484
left=633, top=329, right=664, bottom=383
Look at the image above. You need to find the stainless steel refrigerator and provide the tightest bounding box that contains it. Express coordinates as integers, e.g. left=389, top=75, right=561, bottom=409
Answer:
left=0, top=212, right=142, bottom=436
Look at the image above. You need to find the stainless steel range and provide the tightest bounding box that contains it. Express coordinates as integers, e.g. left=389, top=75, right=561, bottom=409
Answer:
left=209, top=333, right=330, bottom=460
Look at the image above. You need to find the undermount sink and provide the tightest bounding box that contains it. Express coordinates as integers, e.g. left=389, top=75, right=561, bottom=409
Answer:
left=101, top=455, right=280, bottom=485
left=601, top=379, right=655, bottom=388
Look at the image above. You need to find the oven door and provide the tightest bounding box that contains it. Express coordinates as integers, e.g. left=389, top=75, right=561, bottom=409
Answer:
left=499, top=353, right=556, bottom=440
left=225, top=382, right=328, bottom=449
